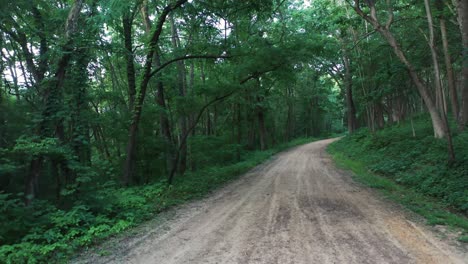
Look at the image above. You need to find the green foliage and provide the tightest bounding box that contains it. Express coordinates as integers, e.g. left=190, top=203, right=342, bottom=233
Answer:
left=189, top=135, right=240, bottom=169
left=328, top=117, right=468, bottom=238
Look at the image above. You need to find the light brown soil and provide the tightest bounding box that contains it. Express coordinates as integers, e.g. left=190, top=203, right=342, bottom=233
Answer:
left=76, top=139, right=467, bottom=264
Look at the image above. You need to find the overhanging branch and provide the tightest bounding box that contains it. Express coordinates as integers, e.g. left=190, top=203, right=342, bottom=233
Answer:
left=149, top=54, right=231, bottom=78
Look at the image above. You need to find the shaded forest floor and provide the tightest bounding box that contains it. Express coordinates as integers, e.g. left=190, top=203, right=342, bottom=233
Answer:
left=328, top=115, right=468, bottom=243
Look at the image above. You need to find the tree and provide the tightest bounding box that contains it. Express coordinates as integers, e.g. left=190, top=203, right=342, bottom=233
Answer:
left=122, top=0, right=188, bottom=186
left=350, top=0, right=448, bottom=138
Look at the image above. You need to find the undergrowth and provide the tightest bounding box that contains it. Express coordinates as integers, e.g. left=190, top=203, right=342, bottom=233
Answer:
left=0, top=137, right=316, bottom=264
left=328, top=116, right=468, bottom=240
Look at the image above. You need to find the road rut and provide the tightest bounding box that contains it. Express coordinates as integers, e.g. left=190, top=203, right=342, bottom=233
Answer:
left=80, top=139, right=467, bottom=264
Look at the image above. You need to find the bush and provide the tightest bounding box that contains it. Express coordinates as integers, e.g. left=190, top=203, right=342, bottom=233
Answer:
left=329, top=116, right=468, bottom=214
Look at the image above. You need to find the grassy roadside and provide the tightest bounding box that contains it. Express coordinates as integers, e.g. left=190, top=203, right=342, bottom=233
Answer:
left=327, top=125, right=468, bottom=242
left=0, top=137, right=319, bottom=264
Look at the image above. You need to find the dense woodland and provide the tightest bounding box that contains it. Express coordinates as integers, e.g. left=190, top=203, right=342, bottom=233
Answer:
left=0, top=0, right=467, bottom=262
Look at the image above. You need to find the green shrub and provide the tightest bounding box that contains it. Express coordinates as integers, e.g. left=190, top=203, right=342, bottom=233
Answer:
left=329, top=115, right=468, bottom=213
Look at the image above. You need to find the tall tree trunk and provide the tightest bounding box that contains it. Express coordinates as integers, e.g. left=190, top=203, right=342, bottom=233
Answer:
left=343, top=51, right=357, bottom=133
left=374, top=102, right=385, bottom=129
left=200, top=63, right=212, bottom=135
left=247, top=95, right=256, bottom=150
left=257, top=95, right=267, bottom=151
left=170, top=15, right=188, bottom=175
left=236, top=102, right=242, bottom=161
left=425, top=0, right=456, bottom=162
left=424, top=0, right=445, bottom=114
left=189, top=62, right=196, bottom=171
left=437, top=0, right=459, bottom=120
left=155, top=52, right=174, bottom=173
left=141, top=2, right=173, bottom=174
left=189, top=62, right=196, bottom=136
left=123, top=13, right=137, bottom=110
left=457, top=0, right=468, bottom=130
left=0, top=39, right=5, bottom=148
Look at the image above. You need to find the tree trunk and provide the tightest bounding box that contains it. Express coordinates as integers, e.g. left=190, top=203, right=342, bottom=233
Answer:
left=155, top=52, right=174, bottom=173
left=457, top=0, right=468, bottom=130
left=247, top=95, right=256, bottom=150
left=425, top=0, right=456, bottom=162
left=170, top=16, right=188, bottom=175
left=425, top=0, right=445, bottom=114
left=141, top=3, right=173, bottom=174
left=257, top=95, right=267, bottom=151
left=437, top=0, right=459, bottom=120
left=374, top=102, right=385, bottom=129
left=123, top=119, right=138, bottom=186
left=285, top=87, right=294, bottom=141
left=123, top=13, right=137, bottom=110
left=189, top=62, right=196, bottom=171
left=236, top=102, right=242, bottom=161
left=343, top=52, right=357, bottom=133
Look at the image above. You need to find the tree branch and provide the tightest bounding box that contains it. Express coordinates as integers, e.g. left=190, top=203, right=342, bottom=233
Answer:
left=385, top=0, right=394, bottom=29
left=149, top=54, right=231, bottom=78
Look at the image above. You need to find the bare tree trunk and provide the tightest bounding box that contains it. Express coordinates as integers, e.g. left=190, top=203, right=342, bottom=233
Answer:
left=425, top=0, right=456, bottom=162
left=285, top=87, right=294, bottom=141
left=189, top=62, right=196, bottom=136
left=200, top=63, right=212, bottom=135
left=343, top=52, right=357, bottom=133
left=155, top=52, right=174, bottom=172
left=170, top=16, right=188, bottom=175
left=257, top=95, right=268, bottom=151
left=425, top=0, right=445, bottom=114
left=374, top=102, right=385, bottom=129
left=457, top=0, right=468, bottom=130
left=141, top=2, right=173, bottom=174
left=236, top=102, right=242, bottom=161
left=189, top=62, right=196, bottom=171
left=123, top=13, right=137, bottom=111
left=247, top=95, right=256, bottom=150
left=437, top=0, right=459, bottom=120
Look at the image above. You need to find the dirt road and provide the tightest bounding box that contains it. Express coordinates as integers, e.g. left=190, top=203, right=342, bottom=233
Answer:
left=79, top=139, right=467, bottom=264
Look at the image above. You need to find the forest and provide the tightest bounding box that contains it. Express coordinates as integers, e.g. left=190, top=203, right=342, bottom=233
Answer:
left=0, top=0, right=467, bottom=262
